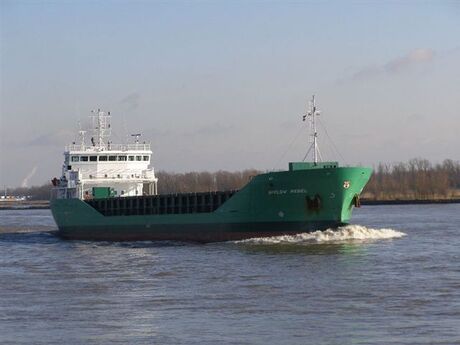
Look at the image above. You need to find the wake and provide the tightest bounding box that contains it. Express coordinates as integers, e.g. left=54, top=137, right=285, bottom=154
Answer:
left=234, top=224, right=406, bottom=245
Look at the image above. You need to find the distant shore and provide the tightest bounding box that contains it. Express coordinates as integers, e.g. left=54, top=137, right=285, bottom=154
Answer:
left=360, top=198, right=460, bottom=206
left=0, top=200, right=50, bottom=210
left=1, top=198, right=460, bottom=210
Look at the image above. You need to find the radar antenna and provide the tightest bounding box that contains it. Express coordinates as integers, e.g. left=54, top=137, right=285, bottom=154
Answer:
left=131, top=133, right=141, bottom=144
left=302, top=95, right=323, bottom=164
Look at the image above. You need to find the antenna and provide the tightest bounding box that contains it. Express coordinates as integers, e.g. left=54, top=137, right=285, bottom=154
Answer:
left=90, top=109, right=112, bottom=150
left=78, top=130, right=87, bottom=150
left=76, top=120, right=87, bottom=150
left=131, top=133, right=141, bottom=144
left=302, top=95, right=323, bottom=164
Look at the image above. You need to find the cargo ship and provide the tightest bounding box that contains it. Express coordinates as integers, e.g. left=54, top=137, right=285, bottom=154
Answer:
left=51, top=97, right=372, bottom=242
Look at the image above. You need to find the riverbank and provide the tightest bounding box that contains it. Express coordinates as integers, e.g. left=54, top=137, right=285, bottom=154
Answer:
left=361, top=198, right=460, bottom=205
left=0, top=200, right=50, bottom=210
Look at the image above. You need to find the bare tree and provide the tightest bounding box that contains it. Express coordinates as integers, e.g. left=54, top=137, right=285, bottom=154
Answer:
left=364, top=158, right=460, bottom=200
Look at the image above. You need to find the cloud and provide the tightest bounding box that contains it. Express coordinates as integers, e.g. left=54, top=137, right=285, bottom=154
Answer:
left=384, top=48, right=435, bottom=73
left=26, top=129, right=74, bottom=147
left=350, top=65, right=381, bottom=81
left=183, top=122, right=235, bottom=137
left=349, top=48, right=435, bottom=81
left=445, top=45, right=460, bottom=57
left=120, top=92, right=141, bottom=110
left=405, top=113, right=426, bottom=123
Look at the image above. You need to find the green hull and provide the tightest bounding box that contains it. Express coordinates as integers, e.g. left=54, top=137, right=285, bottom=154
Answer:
left=51, top=163, right=372, bottom=242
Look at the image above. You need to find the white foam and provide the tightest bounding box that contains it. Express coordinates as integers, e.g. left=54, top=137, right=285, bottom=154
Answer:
left=234, top=225, right=406, bottom=245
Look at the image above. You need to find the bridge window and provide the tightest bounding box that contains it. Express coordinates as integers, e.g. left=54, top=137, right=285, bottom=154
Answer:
left=136, top=156, right=142, bottom=161
left=118, top=156, right=127, bottom=161
left=99, top=156, right=108, bottom=161
left=109, top=156, right=117, bottom=161
left=90, top=156, right=97, bottom=162
left=143, top=156, right=149, bottom=161
left=71, top=156, right=79, bottom=162
left=128, top=156, right=135, bottom=161
left=80, top=156, right=89, bottom=162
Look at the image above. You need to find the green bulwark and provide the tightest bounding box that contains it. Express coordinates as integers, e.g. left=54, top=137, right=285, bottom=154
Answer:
left=51, top=162, right=372, bottom=242
left=289, top=161, right=339, bottom=170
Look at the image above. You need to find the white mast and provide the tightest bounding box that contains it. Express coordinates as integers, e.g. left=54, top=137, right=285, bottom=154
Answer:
left=90, top=109, right=111, bottom=150
left=302, top=95, right=322, bottom=164
left=78, top=130, right=87, bottom=151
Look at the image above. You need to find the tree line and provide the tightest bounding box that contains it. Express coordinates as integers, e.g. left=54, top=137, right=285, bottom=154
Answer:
left=363, top=158, right=460, bottom=200
left=156, top=169, right=261, bottom=194
left=4, top=184, right=53, bottom=201
left=4, top=169, right=261, bottom=200
left=4, top=158, right=460, bottom=200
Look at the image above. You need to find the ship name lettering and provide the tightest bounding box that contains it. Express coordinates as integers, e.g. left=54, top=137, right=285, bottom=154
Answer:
left=268, top=190, right=288, bottom=195
left=289, top=189, right=307, bottom=194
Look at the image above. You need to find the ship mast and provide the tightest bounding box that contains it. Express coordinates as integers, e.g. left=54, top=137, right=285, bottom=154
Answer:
left=302, top=95, right=322, bottom=164
left=90, top=109, right=111, bottom=150
left=78, top=129, right=86, bottom=151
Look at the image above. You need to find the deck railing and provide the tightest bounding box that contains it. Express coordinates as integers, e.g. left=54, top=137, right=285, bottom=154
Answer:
left=65, top=143, right=151, bottom=152
left=83, top=169, right=156, bottom=181
left=51, top=187, right=79, bottom=200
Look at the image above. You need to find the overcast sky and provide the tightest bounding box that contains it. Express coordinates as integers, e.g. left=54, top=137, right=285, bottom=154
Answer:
left=1, top=1, right=459, bottom=187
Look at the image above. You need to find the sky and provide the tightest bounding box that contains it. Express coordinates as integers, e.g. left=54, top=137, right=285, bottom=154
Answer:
left=1, top=0, right=459, bottom=188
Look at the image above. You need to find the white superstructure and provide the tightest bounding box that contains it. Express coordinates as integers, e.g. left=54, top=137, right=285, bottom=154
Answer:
left=52, top=109, right=158, bottom=200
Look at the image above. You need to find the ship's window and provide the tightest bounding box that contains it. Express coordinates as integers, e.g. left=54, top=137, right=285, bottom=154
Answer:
left=71, top=156, right=79, bottom=162
left=128, top=156, right=135, bottom=161
left=136, top=156, right=142, bottom=161
left=109, top=156, right=117, bottom=161
left=143, top=156, right=149, bottom=161
left=99, top=156, right=108, bottom=161
left=80, top=156, right=89, bottom=162
left=89, top=156, right=97, bottom=162
left=118, top=156, right=127, bottom=161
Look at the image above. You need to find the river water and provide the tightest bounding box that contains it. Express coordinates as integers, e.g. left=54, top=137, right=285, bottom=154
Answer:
left=0, top=205, right=459, bottom=345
